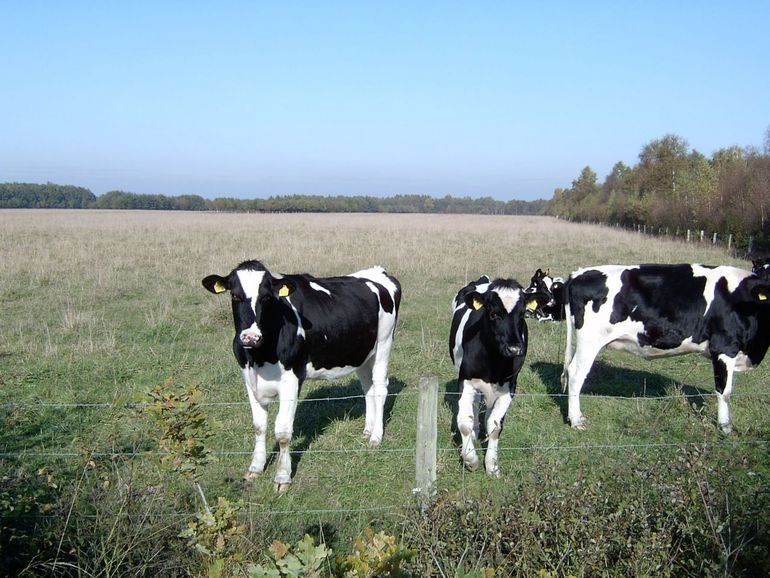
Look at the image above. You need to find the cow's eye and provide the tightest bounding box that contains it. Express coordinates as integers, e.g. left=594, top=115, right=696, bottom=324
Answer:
left=232, top=294, right=244, bottom=303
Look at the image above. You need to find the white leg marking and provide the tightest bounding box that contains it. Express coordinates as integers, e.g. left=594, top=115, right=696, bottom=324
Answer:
left=484, top=389, right=512, bottom=478
left=361, top=326, right=395, bottom=448
left=717, top=354, right=736, bottom=434
left=356, top=361, right=376, bottom=442
left=272, top=372, right=299, bottom=490
left=457, top=380, right=480, bottom=471
left=567, top=334, right=604, bottom=430
left=242, top=367, right=269, bottom=479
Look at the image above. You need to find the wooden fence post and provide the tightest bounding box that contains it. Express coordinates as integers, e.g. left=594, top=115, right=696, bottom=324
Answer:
left=687, top=230, right=691, bottom=242
left=415, top=375, right=438, bottom=511
left=728, top=234, right=733, bottom=250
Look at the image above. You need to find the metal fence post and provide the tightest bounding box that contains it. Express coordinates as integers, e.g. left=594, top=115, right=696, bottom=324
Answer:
left=415, top=375, right=438, bottom=511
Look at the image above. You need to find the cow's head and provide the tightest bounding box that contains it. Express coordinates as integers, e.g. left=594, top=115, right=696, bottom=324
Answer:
left=465, top=279, right=549, bottom=357
left=752, top=258, right=770, bottom=279
left=733, top=273, right=770, bottom=309
left=202, top=260, right=294, bottom=349
left=524, top=268, right=564, bottom=318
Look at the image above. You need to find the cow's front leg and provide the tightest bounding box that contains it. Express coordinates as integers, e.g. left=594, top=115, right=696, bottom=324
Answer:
left=457, top=380, right=480, bottom=471
left=712, top=353, right=736, bottom=434
left=242, top=367, right=269, bottom=479
left=484, top=388, right=513, bottom=478
left=273, top=373, right=300, bottom=492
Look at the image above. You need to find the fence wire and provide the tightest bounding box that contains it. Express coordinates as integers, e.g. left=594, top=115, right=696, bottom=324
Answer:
left=3, top=385, right=770, bottom=520
left=3, top=388, right=770, bottom=410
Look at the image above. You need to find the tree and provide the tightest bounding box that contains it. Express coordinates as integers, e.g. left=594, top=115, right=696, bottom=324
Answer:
left=764, top=125, right=770, bottom=156
left=637, top=134, right=690, bottom=199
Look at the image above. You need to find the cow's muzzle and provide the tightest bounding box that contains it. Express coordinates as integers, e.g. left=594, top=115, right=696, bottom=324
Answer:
left=239, top=330, right=263, bottom=348
left=504, top=345, right=523, bottom=357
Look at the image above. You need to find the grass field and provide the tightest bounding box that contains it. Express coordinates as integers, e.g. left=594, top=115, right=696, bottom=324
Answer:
left=2, top=209, right=769, bottom=577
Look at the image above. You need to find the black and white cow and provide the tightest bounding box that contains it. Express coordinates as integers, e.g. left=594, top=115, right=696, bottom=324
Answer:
left=560, top=264, right=770, bottom=432
left=202, top=260, right=401, bottom=491
left=525, top=268, right=566, bottom=321
left=449, top=276, right=548, bottom=476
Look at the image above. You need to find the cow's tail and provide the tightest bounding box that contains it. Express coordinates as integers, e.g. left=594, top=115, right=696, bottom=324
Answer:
left=560, top=282, right=574, bottom=393
left=391, top=275, right=403, bottom=320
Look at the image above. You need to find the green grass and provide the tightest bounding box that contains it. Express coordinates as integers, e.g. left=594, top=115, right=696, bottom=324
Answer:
left=1, top=210, right=769, bottom=576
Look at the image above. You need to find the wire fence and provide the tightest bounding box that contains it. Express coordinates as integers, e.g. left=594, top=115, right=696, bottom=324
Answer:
left=4, top=388, right=770, bottom=410
left=3, top=438, right=770, bottom=461
left=3, top=385, right=770, bottom=520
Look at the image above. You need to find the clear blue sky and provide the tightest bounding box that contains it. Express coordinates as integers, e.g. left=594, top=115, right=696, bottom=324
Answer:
left=2, top=1, right=769, bottom=201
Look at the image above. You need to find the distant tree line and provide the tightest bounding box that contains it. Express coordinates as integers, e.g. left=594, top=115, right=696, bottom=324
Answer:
left=550, top=131, right=770, bottom=251
left=0, top=182, right=96, bottom=208
left=0, top=183, right=547, bottom=215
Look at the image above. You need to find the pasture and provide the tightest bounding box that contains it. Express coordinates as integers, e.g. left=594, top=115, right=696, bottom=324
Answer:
left=2, top=209, right=770, bottom=576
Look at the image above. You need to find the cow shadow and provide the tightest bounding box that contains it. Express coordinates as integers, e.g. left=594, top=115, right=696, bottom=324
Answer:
left=273, top=378, right=407, bottom=477
left=530, top=361, right=711, bottom=424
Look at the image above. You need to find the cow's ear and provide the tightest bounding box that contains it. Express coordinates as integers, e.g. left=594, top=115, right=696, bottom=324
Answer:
left=465, top=291, right=485, bottom=311
left=272, top=279, right=295, bottom=298
left=202, top=275, right=229, bottom=294
left=525, top=292, right=550, bottom=312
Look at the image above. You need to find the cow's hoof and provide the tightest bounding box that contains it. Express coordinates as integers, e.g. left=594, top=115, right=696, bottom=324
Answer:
left=243, top=470, right=261, bottom=481
left=719, top=422, right=734, bottom=435
left=486, top=468, right=501, bottom=479
left=368, top=436, right=382, bottom=448
left=570, top=420, right=587, bottom=431
left=273, top=482, right=291, bottom=493
left=463, top=456, right=480, bottom=471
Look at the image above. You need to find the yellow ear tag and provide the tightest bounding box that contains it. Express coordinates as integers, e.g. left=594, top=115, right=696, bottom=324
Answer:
left=278, top=285, right=291, bottom=298
left=526, top=299, right=539, bottom=311
left=472, top=298, right=484, bottom=311
left=213, top=281, right=227, bottom=294
left=758, top=292, right=768, bottom=301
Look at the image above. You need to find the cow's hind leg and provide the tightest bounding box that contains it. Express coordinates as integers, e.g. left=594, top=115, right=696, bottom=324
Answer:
left=457, top=380, right=480, bottom=471
left=566, top=335, right=603, bottom=430
left=356, top=359, right=377, bottom=444
left=359, top=339, right=393, bottom=448
left=712, top=353, right=736, bottom=434
left=242, top=368, right=269, bottom=479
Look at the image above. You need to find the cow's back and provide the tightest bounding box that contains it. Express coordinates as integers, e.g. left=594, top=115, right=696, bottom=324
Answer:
left=290, top=270, right=400, bottom=370
left=566, top=263, right=758, bottom=355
